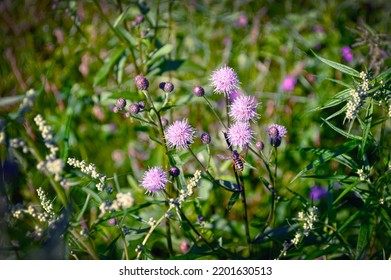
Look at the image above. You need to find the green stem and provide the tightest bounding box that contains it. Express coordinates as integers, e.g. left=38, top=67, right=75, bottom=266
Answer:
left=203, top=96, right=228, bottom=130
left=93, top=0, right=140, bottom=74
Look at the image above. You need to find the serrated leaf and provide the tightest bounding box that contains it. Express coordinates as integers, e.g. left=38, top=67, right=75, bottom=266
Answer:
left=308, top=88, right=350, bottom=112
left=312, top=51, right=360, bottom=77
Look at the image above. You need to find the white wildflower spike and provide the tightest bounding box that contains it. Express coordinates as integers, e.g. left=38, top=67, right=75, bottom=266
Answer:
left=67, top=157, right=106, bottom=191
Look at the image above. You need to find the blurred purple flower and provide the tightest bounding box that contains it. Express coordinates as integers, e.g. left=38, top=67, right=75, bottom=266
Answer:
left=227, top=122, right=254, bottom=149
left=165, top=119, right=195, bottom=149
left=341, top=46, right=354, bottom=62
left=236, top=14, right=248, bottom=28
left=229, top=95, right=259, bottom=123
left=282, top=75, right=297, bottom=92
left=312, top=24, right=325, bottom=34
left=210, top=65, right=240, bottom=95
left=141, top=167, right=168, bottom=194
left=310, top=185, right=327, bottom=201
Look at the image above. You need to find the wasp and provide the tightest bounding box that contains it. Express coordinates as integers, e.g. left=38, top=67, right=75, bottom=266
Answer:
left=217, top=149, right=246, bottom=173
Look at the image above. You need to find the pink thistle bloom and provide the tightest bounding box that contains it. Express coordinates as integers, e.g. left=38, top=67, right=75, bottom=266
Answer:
left=141, top=167, right=168, bottom=194
left=229, top=95, right=260, bottom=123
left=282, top=75, right=297, bottom=92
left=210, top=65, right=240, bottom=95
left=227, top=122, right=254, bottom=149
left=165, top=119, right=195, bottom=149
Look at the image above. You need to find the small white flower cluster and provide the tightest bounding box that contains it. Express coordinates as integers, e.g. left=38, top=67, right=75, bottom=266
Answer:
left=37, top=187, right=56, bottom=220
left=357, top=168, right=366, bottom=181
left=34, top=115, right=66, bottom=183
left=388, top=102, right=391, bottom=118
left=148, top=217, right=157, bottom=226
left=98, top=192, right=134, bottom=217
left=278, top=206, right=318, bottom=258
left=345, top=72, right=370, bottom=121
left=0, top=131, right=5, bottom=145
left=17, top=89, right=37, bottom=117
left=169, top=170, right=202, bottom=208
left=67, top=157, right=106, bottom=191
left=10, top=138, right=29, bottom=153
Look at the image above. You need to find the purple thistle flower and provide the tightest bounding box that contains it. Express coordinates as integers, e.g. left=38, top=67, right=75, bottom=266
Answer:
left=165, top=119, right=195, bottom=149
left=227, top=122, right=254, bottom=149
left=210, top=65, right=240, bottom=95
left=341, top=46, right=354, bottom=62
left=229, top=95, right=260, bottom=123
left=141, top=166, right=168, bottom=194
left=282, top=75, right=297, bottom=92
left=309, top=185, right=328, bottom=201
left=267, top=124, right=287, bottom=147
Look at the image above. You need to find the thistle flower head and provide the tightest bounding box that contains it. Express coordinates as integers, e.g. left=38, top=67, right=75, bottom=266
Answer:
left=210, top=65, right=240, bottom=95
left=141, top=167, right=168, bottom=194
left=159, top=82, right=174, bottom=93
left=116, top=98, right=126, bottom=108
left=229, top=95, right=260, bottom=123
left=227, top=122, right=254, bottom=149
left=165, top=119, right=195, bottom=149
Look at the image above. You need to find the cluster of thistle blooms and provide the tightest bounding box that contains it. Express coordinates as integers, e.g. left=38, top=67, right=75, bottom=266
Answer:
left=279, top=206, right=318, bottom=258
left=11, top=187, right=58, bottom=239
left=345, top=71, right=371, bottom=121
left=67, top=157, right=107, bottom=191
left=209, top=65, right=287, bottom=149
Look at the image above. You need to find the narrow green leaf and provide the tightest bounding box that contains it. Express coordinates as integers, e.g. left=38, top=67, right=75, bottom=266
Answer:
left=322, top=118, right=362, bottom=140
left=226, top=192, right=241, bottom=211
left=259, top=176, right=271, bottom=189
left=333, top=181, right=359, bottom=205
left=356, top=217, right=372, bottom=259
left=60, top=116, right=72, bottom=162
left=290, top=140, right=359, bottom=184
left=0, top=95, right=25, bottom=107
left=93, top=47, right=125, bottom=86
left=312, top=51, right=360, bottom=77
left=215, top=179, right=241, bottom=192
left=146, top=44, right=173, bottom=66
left=308, top=88, right=350, bottom=112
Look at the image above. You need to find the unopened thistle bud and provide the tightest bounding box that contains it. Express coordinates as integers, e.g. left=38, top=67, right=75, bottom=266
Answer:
left=200, top=132, right=211, bottom=144
left=160, top=82, right=174, bottom=93
left=255, top=140, right=264, bottom=151
left=169, top=166, right=180, bottom=177
left=134, top=74, right=149, bottom=90
left=161, top=117, right=168, bottom=127
left=129, top=103, right=140, bottom=114
left=113, top=106, right=120, bottom=113
left=116, top=98, right=126, bottom=108
left=138, top=101, right=146, bottom=109
left=193, top=86, right=205, bottom=97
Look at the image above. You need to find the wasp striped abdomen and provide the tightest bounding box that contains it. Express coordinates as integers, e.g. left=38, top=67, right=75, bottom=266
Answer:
left=232, top=150, right=244, bottom=172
